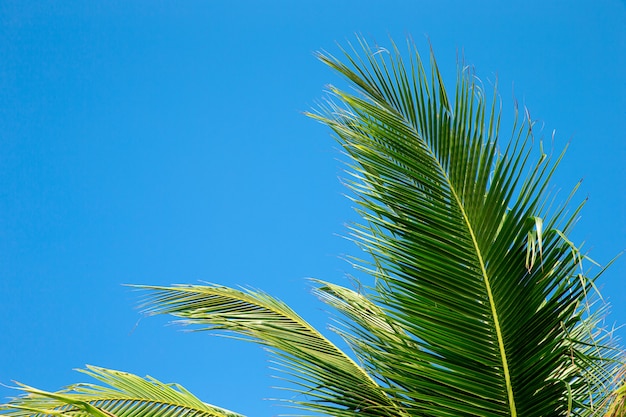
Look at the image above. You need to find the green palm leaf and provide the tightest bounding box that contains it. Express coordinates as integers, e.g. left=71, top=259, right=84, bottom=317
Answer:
left=133, top=284, right=406, bottom=417
left=0, top=366, right=241, bottom=417
left=307, top=37, right=620, bottom=416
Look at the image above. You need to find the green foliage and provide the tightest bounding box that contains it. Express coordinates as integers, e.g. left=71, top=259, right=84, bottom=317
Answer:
left=307, top=37, right=621, bottom=416
left=0, top=366, right=242, bottom=417
left=134, top=284, right=403, bottom=417
left=1, top=37, right=623, bottom=417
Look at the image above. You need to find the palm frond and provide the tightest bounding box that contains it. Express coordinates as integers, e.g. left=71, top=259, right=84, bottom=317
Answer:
left=133, top=284, right=406, bottom=417
left=308, top=37, right=621, bottom=416
left=313, top=280, right=425, bottom=406
left=0, top=366, right=241, bottom=417
left=604, top=360, right=626, bottom=417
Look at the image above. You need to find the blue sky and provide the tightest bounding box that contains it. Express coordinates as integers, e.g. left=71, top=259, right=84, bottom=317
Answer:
left=1, top=1, right=625, bottom=415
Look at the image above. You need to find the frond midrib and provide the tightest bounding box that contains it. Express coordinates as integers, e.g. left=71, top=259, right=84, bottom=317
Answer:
left=144, top=285, right=383, bottom=391
left=420, top=120, right=517, bottom=415
left=357, top=83, right=518, bottom=414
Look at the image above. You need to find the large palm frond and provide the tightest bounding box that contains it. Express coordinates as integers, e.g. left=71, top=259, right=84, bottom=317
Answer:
left=307, top=37, right=621, bottom=416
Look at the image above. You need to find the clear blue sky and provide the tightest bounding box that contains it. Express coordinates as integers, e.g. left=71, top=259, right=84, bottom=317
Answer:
left=1, top=1, right=624, bottom=415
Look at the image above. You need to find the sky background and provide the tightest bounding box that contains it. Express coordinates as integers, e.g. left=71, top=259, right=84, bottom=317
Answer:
left=1, top=1, right=625, bottom=415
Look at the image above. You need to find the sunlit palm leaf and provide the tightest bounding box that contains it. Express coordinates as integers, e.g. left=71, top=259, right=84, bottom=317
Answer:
left=313, top=280, right=425, bottom=402
left=0, top=366, right=241, bottom=417
left=133, top=284, right=406, bottom=417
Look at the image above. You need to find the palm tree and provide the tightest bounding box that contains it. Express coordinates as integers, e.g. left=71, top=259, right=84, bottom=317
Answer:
left=1, top=37, right=624, bottom=417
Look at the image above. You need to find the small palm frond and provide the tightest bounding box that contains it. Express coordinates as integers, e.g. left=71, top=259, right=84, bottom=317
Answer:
left=0, top=366, right=241, bottom=417
left=312, top=280, right=424, bottom=404
left=133, top=284, right=406, bottom=417
left=308, top=37, right=622, bottom=416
